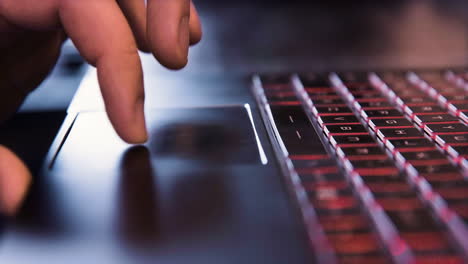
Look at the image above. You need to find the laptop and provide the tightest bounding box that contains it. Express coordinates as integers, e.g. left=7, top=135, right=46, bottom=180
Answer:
left=1, top=1, right=468, bottom=263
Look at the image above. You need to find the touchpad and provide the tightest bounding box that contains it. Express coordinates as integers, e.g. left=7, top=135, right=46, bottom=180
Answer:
left=53, top=105, right=264, bottom=167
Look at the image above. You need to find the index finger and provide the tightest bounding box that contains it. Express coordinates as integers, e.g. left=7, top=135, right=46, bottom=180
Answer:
left=59, top=0, right=147, bottom=144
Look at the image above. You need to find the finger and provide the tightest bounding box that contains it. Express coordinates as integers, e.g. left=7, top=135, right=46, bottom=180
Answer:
left=189, top=2, right=202, bottom=45
left=0, top=0, right=60, bottom=30
left=147, top=0, right=191, bottom=69
left=59, top=0, right=147, bottom=144
left=117, top=0, right=150, bottom=52
left=0, top=145, right=31, bottom=216
left=0, top=30, right=63, bottom=123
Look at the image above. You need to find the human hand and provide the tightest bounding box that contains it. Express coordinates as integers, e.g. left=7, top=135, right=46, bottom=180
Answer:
left=0, top=0, right=202, bottom=215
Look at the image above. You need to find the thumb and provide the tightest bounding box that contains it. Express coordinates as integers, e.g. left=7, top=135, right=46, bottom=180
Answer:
left=0, top=145, right=31, bottom=216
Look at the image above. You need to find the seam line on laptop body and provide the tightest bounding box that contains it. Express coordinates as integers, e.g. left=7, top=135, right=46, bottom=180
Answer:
left=46, top=113, right=79, bottom=170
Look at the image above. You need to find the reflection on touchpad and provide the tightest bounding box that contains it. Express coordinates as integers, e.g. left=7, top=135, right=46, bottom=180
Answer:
left=147, top=106, right=261, bottom=164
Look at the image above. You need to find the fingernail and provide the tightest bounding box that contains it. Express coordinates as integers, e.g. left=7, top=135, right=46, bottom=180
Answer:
left=178, top=16, right=190, bottom=62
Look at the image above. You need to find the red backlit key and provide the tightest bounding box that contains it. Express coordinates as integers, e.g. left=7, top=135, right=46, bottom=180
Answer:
left=324, top=124, right=368, bottom=136
left=312, top=98, right=346, bottom=105
left=318, top=214, right=369, bottom=232
left=386, top=138, right=434, bottom=149
left=362, top=109, right=403, bottom=119
left=377, top=197, right=424, bottom=211
left=425, top=123, right=468, bottom=135
left=315, top=106, right=354, bottom=115
left=408, top=105, right=446, bottom=115
left=398, top=150, right=447, bottom=162
left=377, top=128, right=423, bottom=139
left=366, top=182, right=413, bottom=194
left=412, top=164, right=460, bottom=175
left=330, top=135, right=376, bottom=147
left=386, top=210, right=439, bottom=231
left=414, top=114, right=459, bottom=124
left=318, top=115, right=361, bottom=125
left=357, top=101, right=392, bottom=108
left=369, top=118, right=414, bottom=129
left=414, top=255, right=464, bottom=264
left=400, top=232, right=452, bottom=252
left=338, top=146, right=386, bottom=157
left=327, top=233, right=380, bottom=255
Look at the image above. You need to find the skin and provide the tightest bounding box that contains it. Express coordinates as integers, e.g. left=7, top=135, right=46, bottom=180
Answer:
left=0, top=0, right=202, bottom=216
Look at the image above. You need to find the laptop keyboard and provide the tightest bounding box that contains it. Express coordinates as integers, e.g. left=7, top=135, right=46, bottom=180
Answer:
left=253, top=70, right=468, bottom=263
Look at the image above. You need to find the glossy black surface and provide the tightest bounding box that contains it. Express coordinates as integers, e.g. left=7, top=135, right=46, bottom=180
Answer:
left=0, top=108, right=312, bottom=264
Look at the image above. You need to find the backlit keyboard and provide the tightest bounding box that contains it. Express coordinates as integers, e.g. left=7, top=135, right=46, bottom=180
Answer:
left=253, top=70, right=468, bottom=264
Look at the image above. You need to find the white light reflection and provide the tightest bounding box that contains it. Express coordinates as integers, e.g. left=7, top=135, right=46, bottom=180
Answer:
left=244, top=103, right=268, bottom=165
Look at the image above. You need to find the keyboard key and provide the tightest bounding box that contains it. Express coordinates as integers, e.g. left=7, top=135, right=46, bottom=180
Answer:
left=445, top=95, right=468, bottom=101
left=401, top=232, right=453, bottom=252
left=270, top=105, right=310, bottom=127
left=269, top=106, right=329, bottom=155
left=318, top=214, right=369, bottom=232
left=434, top=186, right=468, bottom=200
left=311, top=195, right=357, bottom=211
left=425, top=123, right=468, bottom=134
left=291, top=158, right=336, bottom=169
left=330, top=135, right=376, bottom=147
left=318, top=115, right=360, bottom=125
left=299, top=173, right=343, bottom=183
left=434, top=134, right=468, bottom=145
left=362, top=109, right=403, bottom=119
left=367, top=182, right=413, bottom=195
left=314, top=106, right=353, bottom=115
left=368, top=118, right=414, bottom=129
left=414, top=114, right=459, bottom=123
left=265, top=91, right=299, bottom=102
left=312, top=98, right=346, bottom=105
left=412, top=164, right=460, bottom=175
left=399, top=96, right=432, bottom=104
left=327, top=233, right=380, bottom=255
left=408, top=105, right=446, bottom=114
left=338, top=146, right=386, bottom=157
left=377, top=197, right=423, bottom=211
left=414, top=255, right=464, bottom=264
left=278, top=127, right=328, bottom=155
left=306, top=88, right=337, bottom=96
left=398, top=150, right=447, bottom=161
left=351, top=93, right=383, bottom=99
left=357, top=101, right=392, bottom=108
left=323, top=124, right=368, bottom=135
left=377, top=128, right=423, bottom=138
left=386, top=210, right=439, bottom=231
left=355, top=167, right=400, bottom=176
left=424, top=173, right=465, bottom=184
left=347, top=159, right=395, bottom=169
